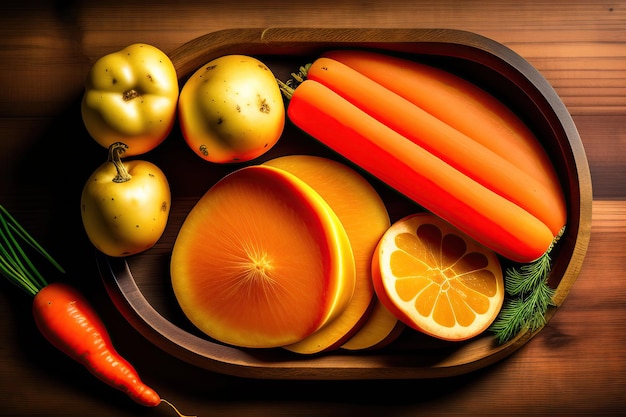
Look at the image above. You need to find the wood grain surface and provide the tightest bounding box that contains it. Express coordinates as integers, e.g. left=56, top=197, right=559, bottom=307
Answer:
left=0, top=1, right=624, bottom=416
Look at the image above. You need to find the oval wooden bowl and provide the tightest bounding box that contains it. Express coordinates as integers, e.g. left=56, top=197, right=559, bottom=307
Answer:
left=98, top=28, right=593, bottom=380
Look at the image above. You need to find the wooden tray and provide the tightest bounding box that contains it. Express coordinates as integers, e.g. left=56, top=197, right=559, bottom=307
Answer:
left=97, top=28, right=593, bottom=380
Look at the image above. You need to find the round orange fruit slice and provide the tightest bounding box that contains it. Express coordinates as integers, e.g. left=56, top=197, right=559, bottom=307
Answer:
left=170, top=165, right=356, bottom=348
left=372, top=213, right=504, bottom=341
left=340, top=298, right=405, bottom=351
left=263, top=155, right=390, bottom=354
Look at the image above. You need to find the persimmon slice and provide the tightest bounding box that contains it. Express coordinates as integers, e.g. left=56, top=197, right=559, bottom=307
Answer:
left=372, top=213, right=504, bottom=341
left=170, top=165, right=355, bottom=348
left=341, top=298, right=405, bottom=351
left=264, top=155, right=390, bottom=354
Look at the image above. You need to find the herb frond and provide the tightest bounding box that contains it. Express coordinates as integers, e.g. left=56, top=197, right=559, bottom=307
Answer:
left=504, top=252, right=552, bottom=296
left=490, top=274, right=555, bottom=344
left=490, top=228, right=565, bottom=345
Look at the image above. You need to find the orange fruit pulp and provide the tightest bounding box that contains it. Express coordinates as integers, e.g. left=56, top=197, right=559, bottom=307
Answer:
left=372, top=213, right=504, bottom=341
left=170, top=165, right=355, bottom=348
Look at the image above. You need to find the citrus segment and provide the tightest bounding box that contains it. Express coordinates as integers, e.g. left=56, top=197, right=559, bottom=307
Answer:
left=171, top=165, right=355, bottom=348
left=372, top=213, right=504, bottom=341
left=263, top=155, right=390, bottom=353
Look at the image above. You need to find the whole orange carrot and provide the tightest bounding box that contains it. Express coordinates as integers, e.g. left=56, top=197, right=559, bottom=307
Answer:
left=0, top=204, right=193, bottom=416
left=32, top=282, right=161, bottom=406
left=322, top=49, right=563, bottom=199
left=304, top=56, right=566, bottom=236
left=279, top=79, right=555, bottom=263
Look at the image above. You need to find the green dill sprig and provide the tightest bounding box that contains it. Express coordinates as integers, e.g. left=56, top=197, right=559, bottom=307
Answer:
left=489, top=261, right=555, bottom=344
left=505, top=253, right=552, bottom=296
left=490, top=227, right=565, bottom=344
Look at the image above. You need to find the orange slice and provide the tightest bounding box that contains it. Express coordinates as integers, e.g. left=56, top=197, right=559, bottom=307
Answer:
left=263, top=155, right=390, bottom=354
left=170, top=165, right=356, bottom=348
left=340, top=298, right=405, bottom=351
left=372, top=213, right=504, bottom=341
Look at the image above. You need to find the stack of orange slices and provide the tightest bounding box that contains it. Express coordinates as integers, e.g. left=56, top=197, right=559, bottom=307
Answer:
left=171, top=155, right=505, bottom=350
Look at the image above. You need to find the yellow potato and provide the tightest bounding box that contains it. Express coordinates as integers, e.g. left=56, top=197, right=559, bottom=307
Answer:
left=81, top=43, right=179, bottom=157
left=178, top=55, right=285, bottom=163
left=81, top=143, right=171, bottom=257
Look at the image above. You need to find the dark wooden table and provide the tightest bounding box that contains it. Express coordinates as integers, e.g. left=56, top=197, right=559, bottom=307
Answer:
left=1, top=1, right=624, bottom=416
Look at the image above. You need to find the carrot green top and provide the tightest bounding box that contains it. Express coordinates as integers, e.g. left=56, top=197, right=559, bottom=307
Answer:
left=0, top=204, right=65, bottom=296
